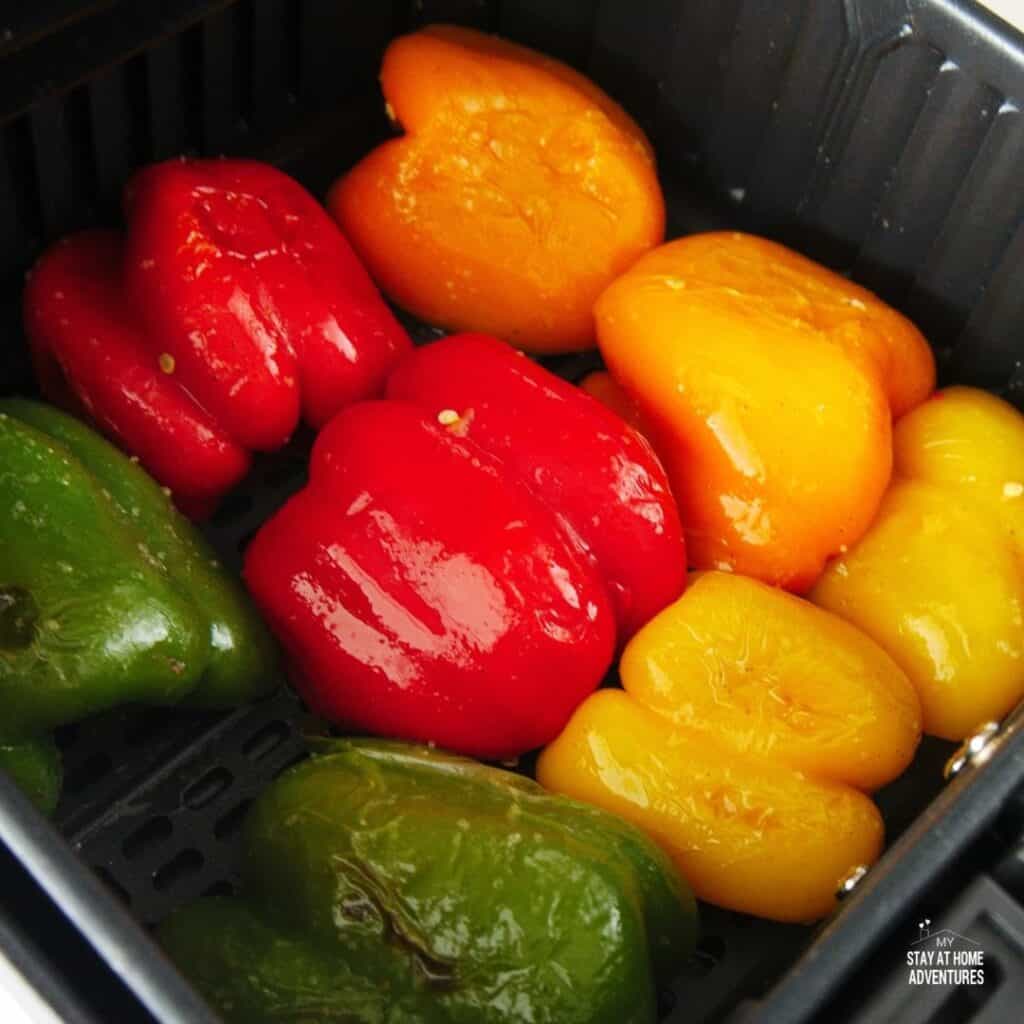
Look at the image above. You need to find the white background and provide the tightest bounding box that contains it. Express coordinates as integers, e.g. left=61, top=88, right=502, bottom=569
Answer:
left=983, top=0, right=1024, bottom=28
left=0, top=951, right=64, bottom=1024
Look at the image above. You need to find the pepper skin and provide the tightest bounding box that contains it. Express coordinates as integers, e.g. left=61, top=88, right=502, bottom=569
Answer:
left=25, top=160, right=411, bottom=517
left=581, top=369, right=648, bottom=429
left=24, top=231, right=250, bottom=520
left=813, top=387, right=1024, bottom=740
left=329, top=25, right=664, bottom=353
left=0, top=737, right=61, bottom=814
left=594, top=232, right=935, bottom=590
left=243, top=400, right=615, bottom=759
left=159, top=739, right=697, bottom=1024
left=387, top=333, right=686, bottom=639
left=0, top=400, right=277, bottom=742
left=538, top=572, right=921, bottom=922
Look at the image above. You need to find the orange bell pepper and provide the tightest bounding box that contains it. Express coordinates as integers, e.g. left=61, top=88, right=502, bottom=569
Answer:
left=328, top=25, right=664, bottom=353
left=592, top=232, right=935, bottom=590
left=813, top=386, right=1024, bottom=740
left=538, top=571, right=921, bottom=922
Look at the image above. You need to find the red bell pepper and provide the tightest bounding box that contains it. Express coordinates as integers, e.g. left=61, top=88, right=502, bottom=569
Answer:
left=24, top=159, right=411, bottom=517
left=243, top=400, right=616, bottom=759
left=24, top=230, right=251, bottom=518
left=387, top=333, right=686, bottom=639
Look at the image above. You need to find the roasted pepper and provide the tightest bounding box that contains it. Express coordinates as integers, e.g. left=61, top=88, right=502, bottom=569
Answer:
left=387, top=333, right=686, bottom=639
left=0, top=400, right=277, bottom=753
left=243, top=400, right=615, bottom=759
left=813, top=386, right=1024, bottom=740
left=329, top=25, right=664, bottom=353
left=25, top=159, right=411, bottom=517
left=0, top=737, right=61, bottom=814
left=160, top=739, right=697, bottom=1024
left=593, top=232, right=935, bottom=590
left=538, top=572, right=921, bottom=922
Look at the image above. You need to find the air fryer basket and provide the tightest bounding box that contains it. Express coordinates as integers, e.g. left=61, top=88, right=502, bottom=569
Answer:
left=3, top=2, right=1024, bottom=1022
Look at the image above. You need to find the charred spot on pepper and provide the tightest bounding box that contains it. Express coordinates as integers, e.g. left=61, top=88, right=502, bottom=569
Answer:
left=0, top=585, right=39, bottom=650
left=333, top=855, right=459, bottom=990
left=336, top=891, right=379, bottom=925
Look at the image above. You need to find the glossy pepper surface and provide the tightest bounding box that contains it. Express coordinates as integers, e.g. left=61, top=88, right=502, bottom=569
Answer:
left=25, top=159, right=410, bottom=517
left=387, top=333, right=686, bottom=639
left=0, top=399, right=277, bottom=742
left=539, top=572, right=921, bottom=922
left=593, top=232, right=935, bottom=590
left=813, top=387, right=1024, bottom=740
left=329, top=25, right=664, bottom=353
left=160, top=739, right=697, bottom=1024
left=243, top=400, right=615, bottom=759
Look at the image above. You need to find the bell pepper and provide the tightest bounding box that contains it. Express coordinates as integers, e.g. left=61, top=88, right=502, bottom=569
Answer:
left=386, top=333, right=686, bottom=639
left=159, top=738, right=697, bottom=1024
left=243, top=400, right=615, bottom=759
left=329, top=25, right=664, bottom=353
left=581, top=368, right=648, bottom=427
left=538, top=572, right=921, bottom=922
left=812, top=386, right=1024, bottom=740
left=0, top=737, right=61, bottom=814
left=592, top=231, right=936, bottom=590
left=0, top=400, right=277, bottom=752
left=25, top=159, right=411, bottom=518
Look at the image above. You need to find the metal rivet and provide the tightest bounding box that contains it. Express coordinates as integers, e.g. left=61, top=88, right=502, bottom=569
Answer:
left=836, top=864, right=869, bottom=900
left=944, top=721, right=1001, bottom=780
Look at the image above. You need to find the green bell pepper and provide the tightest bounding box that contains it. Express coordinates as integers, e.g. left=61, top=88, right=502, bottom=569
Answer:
left=0, top=400, right=279, bottom=808
left=0, top=736, right=62, bottom=814
left=160, top=739, right=698, bottom=1024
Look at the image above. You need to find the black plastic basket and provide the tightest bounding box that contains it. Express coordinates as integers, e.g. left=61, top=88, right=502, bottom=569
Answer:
left=3, top=2, right=1024, bottom=1022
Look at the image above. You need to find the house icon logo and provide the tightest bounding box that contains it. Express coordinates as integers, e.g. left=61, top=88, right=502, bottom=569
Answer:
left=906, top=921, right=985, bottom=986
left=913, top=919, right=979, bottom=947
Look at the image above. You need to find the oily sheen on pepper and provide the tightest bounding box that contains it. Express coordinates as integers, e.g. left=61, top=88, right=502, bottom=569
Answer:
left=330, top=25, right=664, bottom=353
left=160, top=739, right=696, bottom=1024
left=25, top=159, right=411, bottom=517
left=593, top=231, right=935, bottom=590
left=539, top=572, right=921, bottom=922
left=243, top=401, right=616, bottom=759
left=1, top=399, right=278, bottom=723
left=813, top=387, right=1024, bottom=739
left=0, top=401, right=278, bottom=810
left=387, top=333, right=686, bottom=640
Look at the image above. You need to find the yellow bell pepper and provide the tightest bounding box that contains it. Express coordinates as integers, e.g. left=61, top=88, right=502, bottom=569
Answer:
left=812, top=386, right=1024, bottom=740
left=537, top=572, right=921, bottom=922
